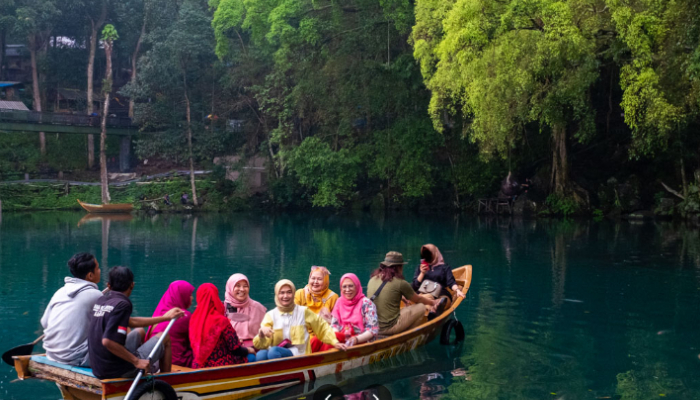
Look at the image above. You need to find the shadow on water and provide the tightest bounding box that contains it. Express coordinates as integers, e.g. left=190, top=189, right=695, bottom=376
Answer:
left=1, top=213, right=700, bottom=399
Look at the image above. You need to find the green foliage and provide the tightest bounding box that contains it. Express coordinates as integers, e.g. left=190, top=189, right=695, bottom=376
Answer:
left=101, top=23, right=119, bottom=42
left=545, top=193, right=581, bottom=217
left=411, top=0, right=602, bottom=159
left=592, top=208, right=604, bottom=221
left=608, top=0, right=700, bottom=156
left=289, top=137, right=360, bottom=208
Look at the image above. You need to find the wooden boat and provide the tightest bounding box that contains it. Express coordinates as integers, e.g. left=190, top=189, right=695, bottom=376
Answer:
left=78, top=199, right=133, bottom=214
left=13, top=265, right=472, bottom=400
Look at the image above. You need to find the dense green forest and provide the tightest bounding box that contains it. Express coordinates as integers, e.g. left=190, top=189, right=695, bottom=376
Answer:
left=1, top=0, right=699, bottom=216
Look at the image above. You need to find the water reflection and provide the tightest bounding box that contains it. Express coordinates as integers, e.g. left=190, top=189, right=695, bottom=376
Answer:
left=0, top=213, right=699, bottom=400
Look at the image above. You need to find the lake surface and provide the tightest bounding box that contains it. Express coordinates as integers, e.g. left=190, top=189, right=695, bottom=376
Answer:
left=1, top=212, right=699, bottom=400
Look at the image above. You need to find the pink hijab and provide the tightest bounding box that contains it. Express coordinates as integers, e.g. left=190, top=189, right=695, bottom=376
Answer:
left=146, top=280, right=194, bottom=339
left=146, top=281, right=194, bottom=367
left=331, top=273, right=366, bottom=332
left=224, top=274, right=267, bottom=341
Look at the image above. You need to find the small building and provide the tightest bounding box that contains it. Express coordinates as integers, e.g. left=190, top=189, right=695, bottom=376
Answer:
left=0, top=99, right=30, bottom=111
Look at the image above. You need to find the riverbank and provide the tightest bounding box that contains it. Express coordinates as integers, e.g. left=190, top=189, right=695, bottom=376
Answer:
left=0, top=178, right=252, bottom=212
left=1, top=179, right=698, bottom=225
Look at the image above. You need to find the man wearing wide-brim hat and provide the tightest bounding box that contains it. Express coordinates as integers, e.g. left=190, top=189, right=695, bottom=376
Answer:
left=367, top=251, right=442, bottom=336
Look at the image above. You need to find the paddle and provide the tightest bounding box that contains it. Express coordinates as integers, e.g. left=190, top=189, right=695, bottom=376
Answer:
left=123, top=317, right=178, bottom=400
left=2, top=287, right=111, bottom=366
left=2, top=335, right=44, bottom=366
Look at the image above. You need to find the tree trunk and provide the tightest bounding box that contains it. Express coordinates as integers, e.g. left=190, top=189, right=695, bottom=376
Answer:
left=87, top=1, right=107, bottom=169
left=184, top=78, right=198, bottom=206
left=680, top=157, right=688, bottom=199
left=551, top=124, right=569, bottom=195
left=0, top=29, right=6, bottom=81
left=100, top=41, right=113, bottom=204
left=29, top=35, right=45, bottom=155
left=128, top=11, right=147, bottom=118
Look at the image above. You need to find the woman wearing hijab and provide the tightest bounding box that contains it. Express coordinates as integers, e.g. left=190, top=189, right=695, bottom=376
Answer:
left=146, top=280, right=195, bottom=368
left=411, top=244, right=465, bottom=314
left=254, top=280, right=346, bottom=360
left=294, top=266, right=338, bottom=323
left=310, top=273, right=378, bottom=352
left=224, top=274, right=267, bottom=348
left=189, top=283, right=253, bottom=368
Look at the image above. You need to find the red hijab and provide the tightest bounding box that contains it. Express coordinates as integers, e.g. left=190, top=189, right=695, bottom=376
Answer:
left=189, top=283, right=231, bottom=366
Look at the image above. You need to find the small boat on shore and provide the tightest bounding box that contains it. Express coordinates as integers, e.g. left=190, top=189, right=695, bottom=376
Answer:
left=12, top=265, right=472, bottom=400
left=77, top=199, right=133, bottom=214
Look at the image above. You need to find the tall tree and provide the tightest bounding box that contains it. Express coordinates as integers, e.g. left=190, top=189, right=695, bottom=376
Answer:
left=607, top=0, right=700, bottom=195
left=99, top=24, right=118, bottom=204
left=412, top=0, right=609, bottom=198
left=130, top=0, right=215, bottom=206
left=14, top=0, right=60, bottom=155
left=86, top=0, right=108, bottom=169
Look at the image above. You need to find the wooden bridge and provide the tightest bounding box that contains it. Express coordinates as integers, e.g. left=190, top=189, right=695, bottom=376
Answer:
left=0, top=109, right=137, bottom=135
left=0, top=109, right=139, bottom=171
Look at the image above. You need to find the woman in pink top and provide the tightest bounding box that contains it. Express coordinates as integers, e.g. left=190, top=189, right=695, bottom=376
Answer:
left=146, top=280, right=195, bottom=367
left=224, top=274, right=267, bottom=348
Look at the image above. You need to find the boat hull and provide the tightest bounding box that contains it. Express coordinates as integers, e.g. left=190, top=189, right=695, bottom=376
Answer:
left=15, top=265, right=472, bottom=400
left=78, top=199, right=133, bottom=214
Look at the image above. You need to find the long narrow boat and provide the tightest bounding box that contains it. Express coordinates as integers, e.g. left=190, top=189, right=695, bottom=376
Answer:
left=13, top=265, right=472, bottom=400
left=78, top=199, right=133, bottom=214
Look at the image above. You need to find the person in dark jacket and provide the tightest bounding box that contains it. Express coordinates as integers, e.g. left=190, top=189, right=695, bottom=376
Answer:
left=412, top=244, right=465, bottom=317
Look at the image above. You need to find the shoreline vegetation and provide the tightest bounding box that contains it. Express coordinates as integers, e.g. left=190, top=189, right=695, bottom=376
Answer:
left=0, top=177, right=698, bottom=224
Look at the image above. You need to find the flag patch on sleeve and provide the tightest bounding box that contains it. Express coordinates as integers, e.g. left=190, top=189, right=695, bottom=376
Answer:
left=117, top=326, right=127, bottom=335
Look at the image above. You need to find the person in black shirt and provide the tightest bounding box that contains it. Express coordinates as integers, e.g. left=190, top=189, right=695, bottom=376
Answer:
left=87, top=266, right=184, bottom=379
left=412, top=244, right=466, bottom=318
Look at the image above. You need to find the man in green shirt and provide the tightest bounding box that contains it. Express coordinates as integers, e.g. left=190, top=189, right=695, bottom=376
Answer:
left=367, top=251, right=438, bottom=335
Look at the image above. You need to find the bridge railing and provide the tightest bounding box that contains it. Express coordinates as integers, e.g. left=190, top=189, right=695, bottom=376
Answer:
left=0, top=110, right=134, bottom=128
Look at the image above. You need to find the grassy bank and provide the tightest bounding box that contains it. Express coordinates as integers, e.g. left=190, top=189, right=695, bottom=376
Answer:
left=0, top=178, right=250, bottom=212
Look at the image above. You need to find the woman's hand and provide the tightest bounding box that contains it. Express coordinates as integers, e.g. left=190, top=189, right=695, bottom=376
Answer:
left=333, top=342, right=347, bottom=351
left=247, top=347, right=256, bottom=354
left=259, top=327, right=272, bottom=338
left=455, top=289, right=465, bottom=299
left=319, top=308, right=332, bottom=324
left=345, top=336, right=358, bottom=347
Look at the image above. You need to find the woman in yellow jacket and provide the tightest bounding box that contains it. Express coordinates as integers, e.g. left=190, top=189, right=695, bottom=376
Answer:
left=294, top=266, right=338, bottom=323
left=254, top=280, right=346, bottom=360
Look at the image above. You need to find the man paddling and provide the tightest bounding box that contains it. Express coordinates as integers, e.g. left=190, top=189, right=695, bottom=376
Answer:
left=41, top=253, right=103, bottom=367
left=87, top=266, right=183, bottom=379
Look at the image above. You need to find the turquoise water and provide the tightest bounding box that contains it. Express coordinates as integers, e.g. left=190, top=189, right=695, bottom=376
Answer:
left=1, top=212, right=699, bottom=400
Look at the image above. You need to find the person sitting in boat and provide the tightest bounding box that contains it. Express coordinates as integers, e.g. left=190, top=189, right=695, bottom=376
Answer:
left=146, top=281, right=195, bottom=368
left=224, top=274, right=267, bottom=358
left=294, top=266, right=338, bottom=324
left=367, top=251, right=438, bottom=336
left=310, top=273, right=379, bottom=352
left=41, top=253, right=103, bottom=367
left=411, top=244, right=465, bottom=315
left=254, top=280, right=346, bottom=360
left=190, top=283, right=253, bottom=368
left=87, top=267, right=184, bottom=379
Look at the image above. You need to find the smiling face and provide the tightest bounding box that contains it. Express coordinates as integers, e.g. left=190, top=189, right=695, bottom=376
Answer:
left=233, top=280, right=250, bottom=302
left=341, top=278, right=357, bottom=300
left=309, top=270, right=326, bottom=292
left=277, top=285, right=294, bottom=307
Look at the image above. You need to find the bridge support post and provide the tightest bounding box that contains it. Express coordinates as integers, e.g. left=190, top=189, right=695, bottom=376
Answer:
left=119, top=135, right=131, bottom=172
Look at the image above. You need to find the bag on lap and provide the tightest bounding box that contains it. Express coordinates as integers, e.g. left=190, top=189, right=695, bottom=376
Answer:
left=418, top=280, right=442, bottom=298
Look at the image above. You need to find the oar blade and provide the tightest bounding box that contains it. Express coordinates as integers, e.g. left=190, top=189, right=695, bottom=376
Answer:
left=2, top=344, right=35, bottom=366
